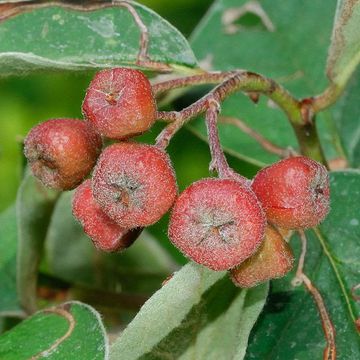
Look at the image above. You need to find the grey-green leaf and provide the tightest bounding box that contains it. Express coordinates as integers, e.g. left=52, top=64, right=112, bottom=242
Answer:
left=16, top=172, right=58, bottom=314
left=46, top=191, right=177, bottom=295
left=0, top=301, right=108, bottom=360
left=0, top=206, right=23, bottom=317
left=0, top=1, right=198, bottom=76
left=110, top=263, right=268, bottom=360
left=245, top=170, right=360, bottom=359
left=326, top=0, right=360, bottom=86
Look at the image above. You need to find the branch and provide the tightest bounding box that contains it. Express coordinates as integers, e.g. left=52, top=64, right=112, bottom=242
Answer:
left=155, top=70, right=326, bottom=163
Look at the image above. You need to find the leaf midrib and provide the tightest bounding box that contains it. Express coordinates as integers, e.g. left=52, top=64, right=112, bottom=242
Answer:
left=313, top=227, right=359, bottom=327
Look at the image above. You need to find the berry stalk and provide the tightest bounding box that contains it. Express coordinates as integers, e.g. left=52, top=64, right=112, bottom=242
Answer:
left=205, top=98, right=248, bottom=183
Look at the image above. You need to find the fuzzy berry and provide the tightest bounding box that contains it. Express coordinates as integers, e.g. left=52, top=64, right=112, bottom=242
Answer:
left=251, top=156, right=330, bottom=229
left=24, top=118, right=102, bottom=190
left=92, top=142, right=177, bottom=228
left=168, top=178, right=266, bottom=271
left=82, top=68, right=157, bottom=139
left=72, top=180, right=141, bottom=252
left=230, top=225, right=294, bottom=288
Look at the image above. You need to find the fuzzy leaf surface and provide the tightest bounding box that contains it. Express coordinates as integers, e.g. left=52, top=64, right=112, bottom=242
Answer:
left=245, top=170, right=360, bottom=359
left=16, top=172, right=58, bottom=314
left=0, top=301, right=108, bottom=360
left=326, top=0, right=360, bottom=86
left=0, top=206, right=22, bottom=317
left=0, top=0, right=198, bottom=76
left=189, top=0, right=344, bottom=166
left=110, top=263, right=268, bottom=360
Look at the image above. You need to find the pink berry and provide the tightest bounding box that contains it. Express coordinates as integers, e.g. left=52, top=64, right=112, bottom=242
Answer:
left=92, top=142, right=177, bottom=228
left=251, top=156, right=330, bottom=229
left=82, top=68, right=157, bottom=139
left=24, top=119, right=102, bottom=190
left=72, top=180, right=141, bottom=252
left=230, top=225, right=294, bottom=288
left=168, top=178, right=266, bottom=271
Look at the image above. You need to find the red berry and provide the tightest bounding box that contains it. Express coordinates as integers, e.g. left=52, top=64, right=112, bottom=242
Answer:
left=251, top=156, right=330, bottom=229
left=72, top=180, right=141, bottom=252
left=82, top=68, right=157, bottom=139
left=168, top=178, right=266, bottom=271
left=92, top=142, right=177, bottom=228
left=230, top=225, right=294, bottom=288
left=24, top=119, right=102, bottom=190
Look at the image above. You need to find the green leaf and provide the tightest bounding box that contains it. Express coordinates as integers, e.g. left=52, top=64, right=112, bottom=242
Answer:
left=16, top=172, right=58, bottom=314
left=0, top=1, right=198, bottom=76
left=0, top=301, right=108, bottom=360
left=245, top=170, right=360, bottom=359
left=189, top=0, right=343, bottom=165
left=46, top=191, right=177, bottom=295
left=110, top=263, right=268, bottom=360
left=326, top=0, right=360, bottom=87
left=0, top=206, right=23, bottom=317
left=331, top=67, right=360, bottom=167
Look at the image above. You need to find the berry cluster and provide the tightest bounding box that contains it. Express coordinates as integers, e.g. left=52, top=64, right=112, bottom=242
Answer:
left=24, top=67, right=330, bottom=288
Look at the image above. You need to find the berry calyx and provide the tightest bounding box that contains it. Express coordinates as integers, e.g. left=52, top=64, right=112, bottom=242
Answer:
left=168, top=178, right=266, bottom=271
left=92, top=142, right=177, bottom=228
left=230, top=225, right=294, bottom=288
left=24, top=118, right=102, bottom=190
left=82, top=68, right=157, bottom=140
left=72, top=180, right=141, bottom=252
left=251, top=156, right=330, bottom=229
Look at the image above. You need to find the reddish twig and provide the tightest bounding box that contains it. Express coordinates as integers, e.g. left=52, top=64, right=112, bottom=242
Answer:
left=152, top=71, right=235, bottom=96
left=155, top=71, right=301, bottom=149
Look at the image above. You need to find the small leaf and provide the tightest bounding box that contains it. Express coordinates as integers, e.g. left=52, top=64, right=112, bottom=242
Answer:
left=331, top=67, right=360, bottom=167
left=16, top=172, right=58, bottom=314
left=245, top=170, right=360, bottom=359
left=0, top=301, right=108, bottom=360
left=110, top=263, right=268, bottom=360
left=46, top=191, right=177, bottom=294
left=0, top=1, right=198, bottom=76
left=0, top=206, right=23, bottom=317
left=326, top=0, right=360, bottom=86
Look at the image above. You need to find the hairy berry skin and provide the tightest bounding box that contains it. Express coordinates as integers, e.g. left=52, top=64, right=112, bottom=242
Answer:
left=24, top=119, right=102, bottom=190
left=251, top=156, right=330, bottom=229
left=82, top=68, right=157, bottom=139
left=168, top=178, right=266, bottom=271
left=72, top=180, right=141, bottom=252
left=92, top=142, right=177, bottom=228
left=230, top=225, right=294, bottom=288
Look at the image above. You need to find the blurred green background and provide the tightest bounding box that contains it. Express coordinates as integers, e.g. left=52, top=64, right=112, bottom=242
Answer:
left=0, top=0, right=214, bottom=212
